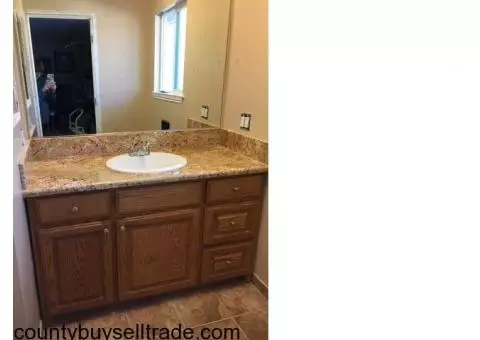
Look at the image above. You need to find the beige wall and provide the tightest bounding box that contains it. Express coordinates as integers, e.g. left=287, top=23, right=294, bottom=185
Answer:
left=22, top=0, right=154, bottom=132
left=14, top=16, right=41, bottom=325
left=150, top=0, right=231, bottom=129
left=222, top=0, right=269, bottom=285
left=222, top=0, right=268, bottom=140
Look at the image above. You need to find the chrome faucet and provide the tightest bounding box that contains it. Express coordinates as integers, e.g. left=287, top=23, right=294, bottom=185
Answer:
left=129, top=140, right=150, bottom=157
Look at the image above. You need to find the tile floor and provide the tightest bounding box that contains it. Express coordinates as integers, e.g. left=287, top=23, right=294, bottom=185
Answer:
left=51, top=281, right=268, bottom=340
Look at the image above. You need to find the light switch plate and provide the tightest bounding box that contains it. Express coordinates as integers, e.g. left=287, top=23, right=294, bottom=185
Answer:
left=200, top=105, right=209, bottom=119
left=240, top=113, right=251, bottom=130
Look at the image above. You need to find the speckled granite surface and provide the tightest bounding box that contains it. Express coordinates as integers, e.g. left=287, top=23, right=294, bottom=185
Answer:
left=220, top=129, right=268, bottom=164
left=26, top=128, right=223, bottom=161
left=21, top=127, right=268, bottom=197
left=186, top=119, right=268, bottom=162
left=22, top=145, right=268, bottom=197
left=187, top=118, right=218, bottom=129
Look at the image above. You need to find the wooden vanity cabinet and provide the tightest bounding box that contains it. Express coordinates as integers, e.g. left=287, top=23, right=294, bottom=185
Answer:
left=201, top=176, right=264, bottom=283
left=116, top=209, right=201, bottom=302
left=25, top=175, right=265, bottom=324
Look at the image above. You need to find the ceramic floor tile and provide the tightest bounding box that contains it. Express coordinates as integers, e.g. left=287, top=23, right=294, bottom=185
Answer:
left=81, top=311, right=131, bottom=339
left=40, top=282, right=268, bottom=339
left=191, top=318, right=250, bottom=340
left=127, top=299, right=183, bottom=329
left=216, top=282, right=268, bottom=316
left=234, top=311, right=268, bottom=340
left=170, top=289, right=234, bottom=328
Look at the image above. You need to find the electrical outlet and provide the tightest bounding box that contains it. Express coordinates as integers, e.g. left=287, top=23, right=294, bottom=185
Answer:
left=240, top=113, right=251, bottom=130
left=203, top=105, right=209, bottom=119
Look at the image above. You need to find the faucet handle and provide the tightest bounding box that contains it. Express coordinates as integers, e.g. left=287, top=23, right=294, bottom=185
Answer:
left=129, top=139, right=150, bottom=156
left=129, top=139, right=141, bottom=155
left=142, top=142, right=151, bottom=154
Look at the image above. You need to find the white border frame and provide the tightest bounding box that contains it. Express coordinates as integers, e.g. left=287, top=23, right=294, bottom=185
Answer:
left=24, top=11, right=103, bottom=135
left=13, top=12, right=36, bottom=139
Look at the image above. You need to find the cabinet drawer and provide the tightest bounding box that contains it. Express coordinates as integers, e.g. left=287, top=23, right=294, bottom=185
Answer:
left=201, top=242, right=254, bottom=283
left=204, top=201, right=260, bottom=245
left=206, top=176, right=263, bottom=204
left=31, top=192, right=111, bottom=227
left=116, top=181, right=203, bottom=215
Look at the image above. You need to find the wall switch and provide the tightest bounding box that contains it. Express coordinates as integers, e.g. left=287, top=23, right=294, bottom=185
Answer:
left=240, top=113, right=251, bottom=130
left=200, top=105, right=209, bottom=119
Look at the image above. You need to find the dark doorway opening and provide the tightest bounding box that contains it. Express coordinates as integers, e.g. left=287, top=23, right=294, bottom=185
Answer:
left=30, top=18, right=96, bottom=136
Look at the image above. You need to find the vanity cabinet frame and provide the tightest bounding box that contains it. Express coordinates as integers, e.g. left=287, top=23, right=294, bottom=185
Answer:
left=25, top=175, right=265, bottom=325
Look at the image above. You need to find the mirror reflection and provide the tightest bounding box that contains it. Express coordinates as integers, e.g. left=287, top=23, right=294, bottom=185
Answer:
left=14, top=0, right=231, bottom=138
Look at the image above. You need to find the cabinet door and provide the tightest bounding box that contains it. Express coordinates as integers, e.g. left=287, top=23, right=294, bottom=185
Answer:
left=38, top=222, right=114, bottom=315
left=117, top=209, right=201, bottom=301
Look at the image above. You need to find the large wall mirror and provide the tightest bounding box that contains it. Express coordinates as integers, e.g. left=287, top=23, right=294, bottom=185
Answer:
left=14, top=0, right=231, bottom=138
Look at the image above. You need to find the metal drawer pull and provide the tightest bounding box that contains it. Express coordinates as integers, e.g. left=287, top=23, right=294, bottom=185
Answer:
left=232, top=187, right=240, bottom=192
left=225, top=260, right=232, bottom=265
left=71, top=205, right=79, bottom=213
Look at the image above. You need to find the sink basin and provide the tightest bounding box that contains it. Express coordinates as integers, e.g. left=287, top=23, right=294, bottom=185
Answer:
left=106, top=152, right=187, bottom=174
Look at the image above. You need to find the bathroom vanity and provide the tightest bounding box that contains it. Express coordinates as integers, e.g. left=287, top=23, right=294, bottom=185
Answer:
left=20, top=127, right=268, bottom=325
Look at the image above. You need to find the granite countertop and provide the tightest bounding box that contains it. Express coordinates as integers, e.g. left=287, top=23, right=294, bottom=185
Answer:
left=22, top=145, right=268, bottom=198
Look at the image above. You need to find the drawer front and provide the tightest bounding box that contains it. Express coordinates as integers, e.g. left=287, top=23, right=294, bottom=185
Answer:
left=206, top=175, right=264, bottom=204
left=201, top=242, right=254, bottom=283
left=32, top=192, right=111, bottom=227
left=204, top=201, right=260, bottom=245
left=116, top=181, right=203, bottom=216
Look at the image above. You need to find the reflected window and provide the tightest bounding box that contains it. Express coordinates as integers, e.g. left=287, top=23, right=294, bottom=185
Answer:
left=154, top=1, right=187, bottom=102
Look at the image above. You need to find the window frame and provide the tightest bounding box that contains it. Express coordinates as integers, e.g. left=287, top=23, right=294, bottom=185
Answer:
left=153, top=0, right=187, bottom=104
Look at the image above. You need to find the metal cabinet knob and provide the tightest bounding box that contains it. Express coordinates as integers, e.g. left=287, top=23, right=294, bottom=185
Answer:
left=230, top=221, right=236, bottom=226
left=71, top=205, right=79, bottom=213
left=225, top=260, right=232, bottom=265
left=120, top=225, right=126, bottom=231
left=232, top=187, right=240, bottom=192
left=104, top=228, right=109, bottom=234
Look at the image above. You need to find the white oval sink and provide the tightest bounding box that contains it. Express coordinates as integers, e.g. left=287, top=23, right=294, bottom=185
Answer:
left=106, top=152, right=187, bottom=174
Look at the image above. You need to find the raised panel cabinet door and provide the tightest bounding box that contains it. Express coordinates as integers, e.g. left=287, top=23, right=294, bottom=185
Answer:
left=116, top=209, right=201, bottom=301
left=37, top=222, right=114, bottom=316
